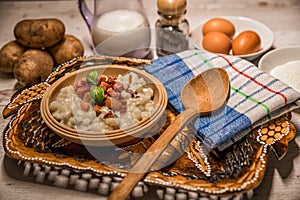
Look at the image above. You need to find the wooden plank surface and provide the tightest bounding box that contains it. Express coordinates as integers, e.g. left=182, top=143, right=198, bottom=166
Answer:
left=0, top=0, right=300, bottom=199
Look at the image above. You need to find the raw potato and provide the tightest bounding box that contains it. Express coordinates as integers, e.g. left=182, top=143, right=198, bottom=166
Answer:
left=14, top=18, right=65, bottom=48
left=49, top=34, right=84, bottom=64
left=0, top=40, right=26, bottom=73
left=14, top=49, right=54, bottom=86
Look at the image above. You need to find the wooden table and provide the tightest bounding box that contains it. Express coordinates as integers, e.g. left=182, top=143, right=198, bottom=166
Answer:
left=0, top=0, right=299, bottom=199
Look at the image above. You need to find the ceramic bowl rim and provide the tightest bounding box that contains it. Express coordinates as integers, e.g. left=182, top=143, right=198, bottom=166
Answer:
left=40, top=65, right=168, bottom=146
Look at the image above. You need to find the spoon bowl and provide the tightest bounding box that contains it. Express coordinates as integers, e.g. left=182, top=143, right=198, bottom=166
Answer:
left=182, top=68, right=230, bottom=114
left=108, top=68, right=230, bottom=200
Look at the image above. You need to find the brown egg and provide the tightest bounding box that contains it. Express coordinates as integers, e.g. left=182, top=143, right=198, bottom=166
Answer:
left=232, top=30, right=261, bottom=55
left=202, top=18, right=235, bottom=39
left=202, top=31, right=232, bottom=54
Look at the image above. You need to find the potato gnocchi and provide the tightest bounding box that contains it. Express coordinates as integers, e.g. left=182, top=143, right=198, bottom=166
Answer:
left=49, top=72, right=155, bottom=132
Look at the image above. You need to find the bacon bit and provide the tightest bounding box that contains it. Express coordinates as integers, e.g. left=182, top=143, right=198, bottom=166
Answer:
left=103, top=111, right=114, bottom=119
left=75, top=78, right=86, bottom=90
left=108, top=76, right=116, bottom=84
left=82, top=92, right=91, bottom=103
left=104, top=98, right=124, bottom=111
left=103, top=98, right=111, bottom=107
left=80, top=101, right=90, bottom=112
left=113, top=82, right=124, bottom=91
left=100, top=81, right=109, bottom=91
left=75, top=73, right=134, bottom=116
left=107, top=87, right=120, bottom=98
left=107, top=87, right=113, bottom=95
left=98, top=75, right=108, bottom=83
left=79, top=77, right=87, bottom=86
left=94, top=104, right=102, bottom=116
left=111, top=91, right=120, bottom=98
left=76, top=85, right=91, bottom=98
left=74, top=78, right=86, bottom=91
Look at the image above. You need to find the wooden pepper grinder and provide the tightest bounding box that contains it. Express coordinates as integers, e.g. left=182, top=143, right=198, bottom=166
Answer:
left=155, top=0, right=190, bottom=57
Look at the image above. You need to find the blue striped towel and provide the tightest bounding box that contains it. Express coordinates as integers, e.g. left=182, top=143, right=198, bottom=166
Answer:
left=144, top=50, right=300, bottom=150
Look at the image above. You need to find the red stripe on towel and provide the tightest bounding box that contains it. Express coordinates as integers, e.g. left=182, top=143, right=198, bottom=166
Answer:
left=220, top=55, right=288, bottom=104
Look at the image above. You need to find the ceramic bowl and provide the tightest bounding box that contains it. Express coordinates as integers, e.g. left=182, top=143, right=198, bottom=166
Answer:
left=258, top=45, right=300, bottom=93
left=190, top=16, right=274, bottom=61
left=40, top=65, right=168, bottom=147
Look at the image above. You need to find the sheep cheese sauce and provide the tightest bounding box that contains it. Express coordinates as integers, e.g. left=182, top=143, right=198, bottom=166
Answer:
left=270, top=60, right=300, bottom=93
left=91, top=9, right=151, bottom=58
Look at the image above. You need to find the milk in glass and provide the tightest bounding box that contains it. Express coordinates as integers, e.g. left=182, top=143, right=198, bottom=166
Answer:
left=92, top=9, right=151, bottom=58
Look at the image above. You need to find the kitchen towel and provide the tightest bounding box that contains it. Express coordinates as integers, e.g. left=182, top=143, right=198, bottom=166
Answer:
left=144, top=50, right=300, bottom=150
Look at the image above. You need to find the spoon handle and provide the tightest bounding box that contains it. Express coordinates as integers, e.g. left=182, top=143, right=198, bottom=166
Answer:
left=108, top=108, right=198, bottom=200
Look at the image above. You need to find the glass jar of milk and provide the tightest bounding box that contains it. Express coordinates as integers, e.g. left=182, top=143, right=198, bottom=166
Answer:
left=78, top=0, right=151, bottom=58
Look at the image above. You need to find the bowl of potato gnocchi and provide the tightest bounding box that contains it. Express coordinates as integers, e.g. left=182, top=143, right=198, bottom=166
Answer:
left=40, top=65, right=168, bottom=147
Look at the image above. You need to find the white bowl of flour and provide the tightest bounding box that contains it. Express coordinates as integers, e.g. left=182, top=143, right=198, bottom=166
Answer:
left=258, top=46, right=300, bottom=93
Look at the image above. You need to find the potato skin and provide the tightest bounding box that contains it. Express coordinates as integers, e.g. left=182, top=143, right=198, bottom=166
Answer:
left=49, top=34, right=84, bottom=64
left=14, top=49, right=54, bottom=87
left=14, top=18, right=65, bottom=48
left=0, top=40, right=26, bottom=73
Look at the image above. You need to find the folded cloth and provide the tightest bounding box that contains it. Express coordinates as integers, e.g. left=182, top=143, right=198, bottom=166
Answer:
left=144, top=50, right=300, bottom=150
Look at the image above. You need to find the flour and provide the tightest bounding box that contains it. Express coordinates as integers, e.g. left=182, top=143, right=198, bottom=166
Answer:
left=270, top=60, right=300, bottom=93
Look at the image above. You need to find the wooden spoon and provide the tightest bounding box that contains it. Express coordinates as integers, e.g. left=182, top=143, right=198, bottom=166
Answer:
left=108, top=68, right=230, bottom=200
